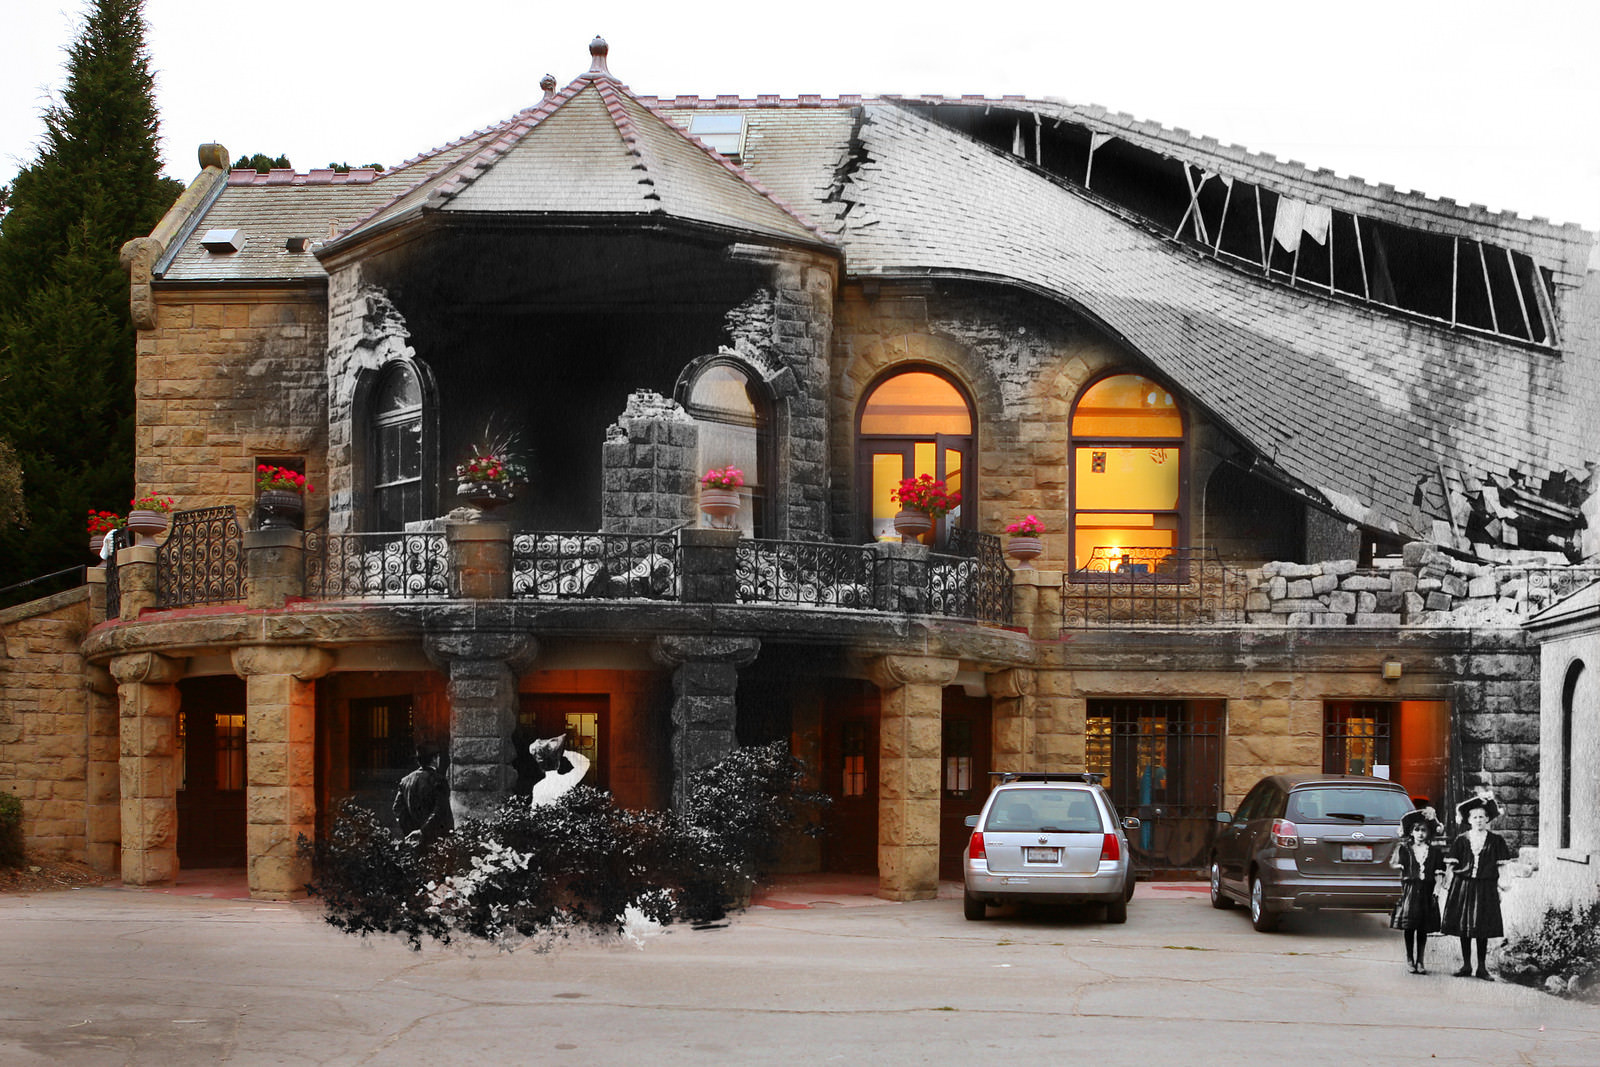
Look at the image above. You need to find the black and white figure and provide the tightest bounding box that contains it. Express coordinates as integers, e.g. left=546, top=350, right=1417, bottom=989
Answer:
left=1441, top=789, right=1512, bottom=980
left=392, top=748, right=451, bottom=846
left=1390, top=809, right=1446, bottom=973
left=528, top=734, right=590, bottom=810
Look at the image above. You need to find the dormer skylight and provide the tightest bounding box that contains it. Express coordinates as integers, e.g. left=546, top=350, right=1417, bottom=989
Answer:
left=688, top=113, right=745, bottom=159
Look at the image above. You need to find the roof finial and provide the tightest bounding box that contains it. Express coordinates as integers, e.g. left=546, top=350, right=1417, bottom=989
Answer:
left=587, top=35, right=610, bottom=77
left=540, top=73, right=557, bottom=98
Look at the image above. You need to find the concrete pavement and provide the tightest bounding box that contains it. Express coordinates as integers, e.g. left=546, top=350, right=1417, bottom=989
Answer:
left=2, top=877, right=1594, bottom=1065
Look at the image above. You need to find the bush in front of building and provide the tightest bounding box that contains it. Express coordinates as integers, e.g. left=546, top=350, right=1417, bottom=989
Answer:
left=0, top=791, right=25, bottom=868
left=305, top=742, right=827, bottom=950
left=1496, top=897, right=1600, bottom=1002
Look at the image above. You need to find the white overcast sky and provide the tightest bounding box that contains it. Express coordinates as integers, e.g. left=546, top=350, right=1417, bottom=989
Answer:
left=2, top=0, right=1597, bottom=230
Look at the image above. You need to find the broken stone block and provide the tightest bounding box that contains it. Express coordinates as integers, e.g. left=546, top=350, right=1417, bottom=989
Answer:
left=1376, top=591, right=1404, bottom=613
left=1442, top=575, right=1469, bottom=597
left=1269, top=576, right=1287, bottom=599
left=1425, top=591, right=1453, bottom=611
left=1287, top=612, right=1311, bottom=627
left=1404, top=592, right=1425, bottom=616
left=1324, top=559, right=1358, bottom=576
left=1357, top=592, right=1377, bottom=613
left=1286, top=578, right=1314, bottom=598
left=1327, top=591, right=1357, bottom=614
left=1278, top=563, right=1321, bottom=579
left=1417, top=577, right=1443, bottom=592
left=1246, top=592, right=1271, bottom=612
left=1271, top=598, right=1327, bottom=613
left=1312, top=613, right=1349, bottom=627
left=1467, top=575, right=1497, bottom=598
left=1354, top=613, right=1403, bottom=626
left=1340, top=575, right=1392, bottom=592
left=1390, top=571, right=1418, bottom=593
left=1402, top=541, right=1439, bottom=567
left=1311, top=574, right=1338, bottom=595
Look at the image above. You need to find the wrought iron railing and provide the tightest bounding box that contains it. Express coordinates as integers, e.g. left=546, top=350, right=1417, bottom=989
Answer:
left=304, top=529, right=450, bottom=599
left=943, top=528, right=1014, bottom=625
left=156, top=507, right=245, bottom=609
left=1499, top=565, right=1600, bottom=616
left=736, top=539, right=881, bottom=609
left=103, top=529, right=129, bottom=620
left=511, top=532, right=679, bottom=600
left=1062, top=546, right=1247, bottom=627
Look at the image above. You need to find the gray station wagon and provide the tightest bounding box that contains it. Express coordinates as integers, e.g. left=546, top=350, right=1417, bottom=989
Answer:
left=1209, top=773, right=1412, bottom=931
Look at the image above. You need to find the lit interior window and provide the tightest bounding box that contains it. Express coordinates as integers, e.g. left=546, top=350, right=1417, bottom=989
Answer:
left=1070, top=374, right=1183, bottom=570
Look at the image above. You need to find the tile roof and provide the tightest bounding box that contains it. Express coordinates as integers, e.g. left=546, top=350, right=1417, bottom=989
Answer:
left=832, top=104, right=1593, bottom=536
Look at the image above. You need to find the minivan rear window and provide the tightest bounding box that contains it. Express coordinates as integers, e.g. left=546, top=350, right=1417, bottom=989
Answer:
left=985, top=789, right=1103, bottom=833
left=1286, top=786, right=1413, bottom=824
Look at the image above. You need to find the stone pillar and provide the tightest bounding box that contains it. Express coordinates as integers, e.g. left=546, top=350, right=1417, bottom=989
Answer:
left=600, top=391, right=699, bottom=534
left=445, top=520, right=511, bottom=599
left=1011, top=569, right=1062, bottom=641
left=244, top=529, right=306, bottom=608
left=83, top=665, right=121, bottom=875
left=652, top=635, right=761, bottom=809
left=424, top=631, right=537, bottom=823
left=231, top=645, right=334, bottom=900
left=871, top=541, right=930, bottom=614
left=110, top=652, right=186, bottom=885
left=678, top=528, right=740, bottom=604
left=115, top=545, right=159, bottom=621
left=86, top=567, right=106, bottom=623
left=869, top=653, right=958, bottom=901
left=987, top=668, right=1037, bottom=775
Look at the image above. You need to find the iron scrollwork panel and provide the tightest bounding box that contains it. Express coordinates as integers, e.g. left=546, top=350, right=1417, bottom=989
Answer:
left=305, top=529, right=449, bottom=599
left=735, top=539, right=880, bottom=609
left=155, top=507, right=244, bottom=608
left=511, top=533, right=679, bottom=600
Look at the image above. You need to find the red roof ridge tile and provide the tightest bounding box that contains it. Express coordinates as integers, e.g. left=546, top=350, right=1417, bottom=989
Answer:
left=225, top=167, right=382, bottom=186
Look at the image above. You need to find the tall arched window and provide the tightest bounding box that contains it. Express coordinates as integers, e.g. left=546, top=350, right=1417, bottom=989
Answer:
left=371, top=362, right=424, bottom=530
left=857, top=368, right=974, bottom=543
left=1562, top=660, right=1585, bottom=849
left=1070, top=373, right=1184, bottom=571
left=682, top=360, right=770, bottom=537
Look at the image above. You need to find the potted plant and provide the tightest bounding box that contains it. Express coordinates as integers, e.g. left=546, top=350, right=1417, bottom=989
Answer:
left=1003, top=515, right=1046, bottom=567
left=256, top=465, right=315, bottom=531
left=455, top=438, right=528, bottom=514
left=87, top=509, right=124, bottom=561
left=890, top=474, right=960, bottom=544
left=699, top=465, right=744, bottom=529
left=126, top=494, right=176, bottom=546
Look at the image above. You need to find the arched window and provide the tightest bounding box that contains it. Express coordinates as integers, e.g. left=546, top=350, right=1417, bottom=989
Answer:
left=857, top=368, right=974, bottom=543
left=1070, top=373, right=1184, bottom=571
left=371, top=362, right=425, bottom=530
left=1562, top=660, right=1585, bottom=849
left=682, top=360, right=770, bottom=536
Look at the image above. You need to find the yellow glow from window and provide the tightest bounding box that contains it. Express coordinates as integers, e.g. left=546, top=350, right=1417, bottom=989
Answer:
left=860, top=372, right=972, bottom=435
left=871, top=452, right=904, bottom=541
left=1072, top=374, right=1182, bottom=437
left=1073, top=517, right=1179, bottom=569
left=1075, top=447, right=1179, bottom=510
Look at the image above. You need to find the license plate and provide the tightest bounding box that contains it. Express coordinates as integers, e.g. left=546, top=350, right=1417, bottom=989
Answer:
left=1025, top=847, right=1060, bottom=863
left=1341, top=844, right=1373, bottom=862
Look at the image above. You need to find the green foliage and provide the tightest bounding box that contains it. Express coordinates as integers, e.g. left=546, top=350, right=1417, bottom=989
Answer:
left=325, top=162, right=386, bottom=173
left=232, top=153, right=291, bottom=172
left=305, top=742, right=829, bottom=950
left=0, top=0, right=182, bottom=600
left=1497, top=897, right=1600, bottom=1001
left=0, top=791, right=25, bottom=867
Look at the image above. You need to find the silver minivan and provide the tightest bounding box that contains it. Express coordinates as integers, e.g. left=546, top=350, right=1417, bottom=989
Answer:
left=962, top=773, right=1139, bottom=923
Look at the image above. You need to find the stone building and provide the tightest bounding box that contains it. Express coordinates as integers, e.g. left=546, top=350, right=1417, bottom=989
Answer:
left=3, top=39, right=1597, bottom=902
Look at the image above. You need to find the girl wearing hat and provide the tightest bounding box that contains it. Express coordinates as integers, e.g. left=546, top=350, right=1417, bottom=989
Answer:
left=1441, top=789, right=1511, bottom=979
left=1390, top=809, right=1445, bottom=973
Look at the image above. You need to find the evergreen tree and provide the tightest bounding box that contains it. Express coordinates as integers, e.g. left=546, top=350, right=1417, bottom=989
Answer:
left=0, top=0, right=181, bottom=599
left=232, top=152, right=291, bottom=172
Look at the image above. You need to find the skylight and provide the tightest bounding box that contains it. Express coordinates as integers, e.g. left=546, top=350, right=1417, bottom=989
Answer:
left=688, top=113, right=745, bottom=159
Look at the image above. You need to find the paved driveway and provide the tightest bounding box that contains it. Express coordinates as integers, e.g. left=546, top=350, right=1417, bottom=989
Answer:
left=2, top=881, right=1593, bottom=1065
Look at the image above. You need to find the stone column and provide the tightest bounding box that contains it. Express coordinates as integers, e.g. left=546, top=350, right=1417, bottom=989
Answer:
left=115, top=545, right=159, bottom=621
left=871, top=541, right=930, bottom=614
left=231, top=645, right=334, bottom=900
left=110, top=652, right=186, bottom=885
left=869, top=653, right=958, bottom=901
left=85, top=567, right=106, bottom=623
left=987, top=668, right=1037, bottom=775
left=445, top=520, right=510, bottom=599
left=652, top=635, right=761, bottom=809
left=244, top=529, right=306, bottom=608
left=1011, top=569, right=1062, bottom=641
left=424, top=631, right=537, bottom=823
left=83, top=665, right=121, bottom=875
left=678, top=528, right=740, bottom=604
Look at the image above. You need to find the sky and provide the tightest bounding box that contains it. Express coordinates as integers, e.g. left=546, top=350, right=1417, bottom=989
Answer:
left=2, top=0, right=1597, bottom=231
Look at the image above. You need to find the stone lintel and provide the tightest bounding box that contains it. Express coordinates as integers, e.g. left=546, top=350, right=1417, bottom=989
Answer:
left=424, top=629, right=537, bottom=672
left=869, top=654, right=960, bottom=690
left=109, top=651, right=187, bottom=686
left=652, top=634, right=761, bottom=668
left=231, top=645, right=334, bottom=680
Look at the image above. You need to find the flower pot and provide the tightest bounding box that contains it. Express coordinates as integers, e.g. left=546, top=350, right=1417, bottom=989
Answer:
left=126, top=509, right=170, bottom=547
left=700, top=487, right=741, bottom=529
left=256, top=490, right=305, bottom=531
left=1006, top=535, right=1044, bottom=568
left=893, top=508, right=934, bottom=544
left=89, top=534, right=108, bottom=562
left=457, top=480, right=515, bottom=515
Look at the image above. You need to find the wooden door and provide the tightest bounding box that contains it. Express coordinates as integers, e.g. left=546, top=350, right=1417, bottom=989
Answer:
left=175, top=676, right=248, bottom=868
left=938, top=689, right=992, bottom=880
left=821, top=686, right=879, bottom=874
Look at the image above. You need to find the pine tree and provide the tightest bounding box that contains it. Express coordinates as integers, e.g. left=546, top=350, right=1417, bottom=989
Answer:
left=0, top=0, right=181, bottom=600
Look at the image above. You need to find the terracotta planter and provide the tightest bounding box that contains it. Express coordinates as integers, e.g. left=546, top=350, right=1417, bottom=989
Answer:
left=892, top=508, right=934, bottom=544
left=700, top=486, right=742, bottom=529
left=1006, top=535, right=1044, bottom=568
left=125, top=509, right=170, bottom=547
left=256, top=489, right=305, bottom=531
left=89, top=533, right=109, bottom=561
left=457, top=480, right=515, bottom=515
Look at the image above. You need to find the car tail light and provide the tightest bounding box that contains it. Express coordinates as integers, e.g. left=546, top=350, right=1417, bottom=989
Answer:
left=968, top=832, right=986, bottom=860
left=1100, top=833, right=1120, bottom=862
left=1271, top=818, right=1300, bottom=849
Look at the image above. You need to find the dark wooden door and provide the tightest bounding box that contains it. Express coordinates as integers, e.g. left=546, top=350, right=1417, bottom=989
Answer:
left=938, top=689, right=992, bottom=880
left=821, top=687, right=879, bottom=874
left=176, top=676, right=247, bottom=868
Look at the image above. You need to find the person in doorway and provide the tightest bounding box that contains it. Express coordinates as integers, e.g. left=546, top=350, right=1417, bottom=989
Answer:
left=1440, top=789, right=1512, bottom=980
left=393, top=747, right=450, bottom=846
left=1390, top=809, right=1445, bottom=973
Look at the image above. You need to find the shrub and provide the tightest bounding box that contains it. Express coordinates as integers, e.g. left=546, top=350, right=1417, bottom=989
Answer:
left=1497, top=897, right=1600, bottom=1002
left=0, top=791, right=25, bottom=868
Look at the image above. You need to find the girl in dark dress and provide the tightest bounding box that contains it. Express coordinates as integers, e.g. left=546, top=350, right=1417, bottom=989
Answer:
left=1390, top=809, right=1445, bottom=973
left=1441, top=791, right=1512, bottom=980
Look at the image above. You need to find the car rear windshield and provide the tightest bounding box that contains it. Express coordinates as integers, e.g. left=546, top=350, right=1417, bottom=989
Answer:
left=984, top=789, right=1103, bottom=833
left=1286, top=786, right=1413, bottom=824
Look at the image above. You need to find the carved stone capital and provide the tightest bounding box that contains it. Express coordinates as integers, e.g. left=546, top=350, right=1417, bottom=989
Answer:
left=986, top=668, right=1037, bottom=700
left=423, top=630, right=537, bottom=673
left=651, top=635, right=760, bottom=668
left=230, top=645, right=335, bottom=680
left=109, top=652, right=186, bottom=686
left=868, top=654, right=960, bottom=690
left=84, top=664, right=117, bottom=697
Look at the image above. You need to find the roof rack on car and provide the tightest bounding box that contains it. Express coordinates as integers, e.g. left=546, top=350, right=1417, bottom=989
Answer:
left=989, top=772, right=1103, bottom=785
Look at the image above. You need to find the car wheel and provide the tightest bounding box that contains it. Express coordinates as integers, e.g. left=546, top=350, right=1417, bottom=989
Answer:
left=963, top=892, right=986, bottom=921
left=1105, top=897, right=1128, bottom=924
left=1249, top=875, right=1280, bottom=932
left=1209, top=860, right=1233, bottom=910
left=1123, top=872, right=1136, bottom=902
